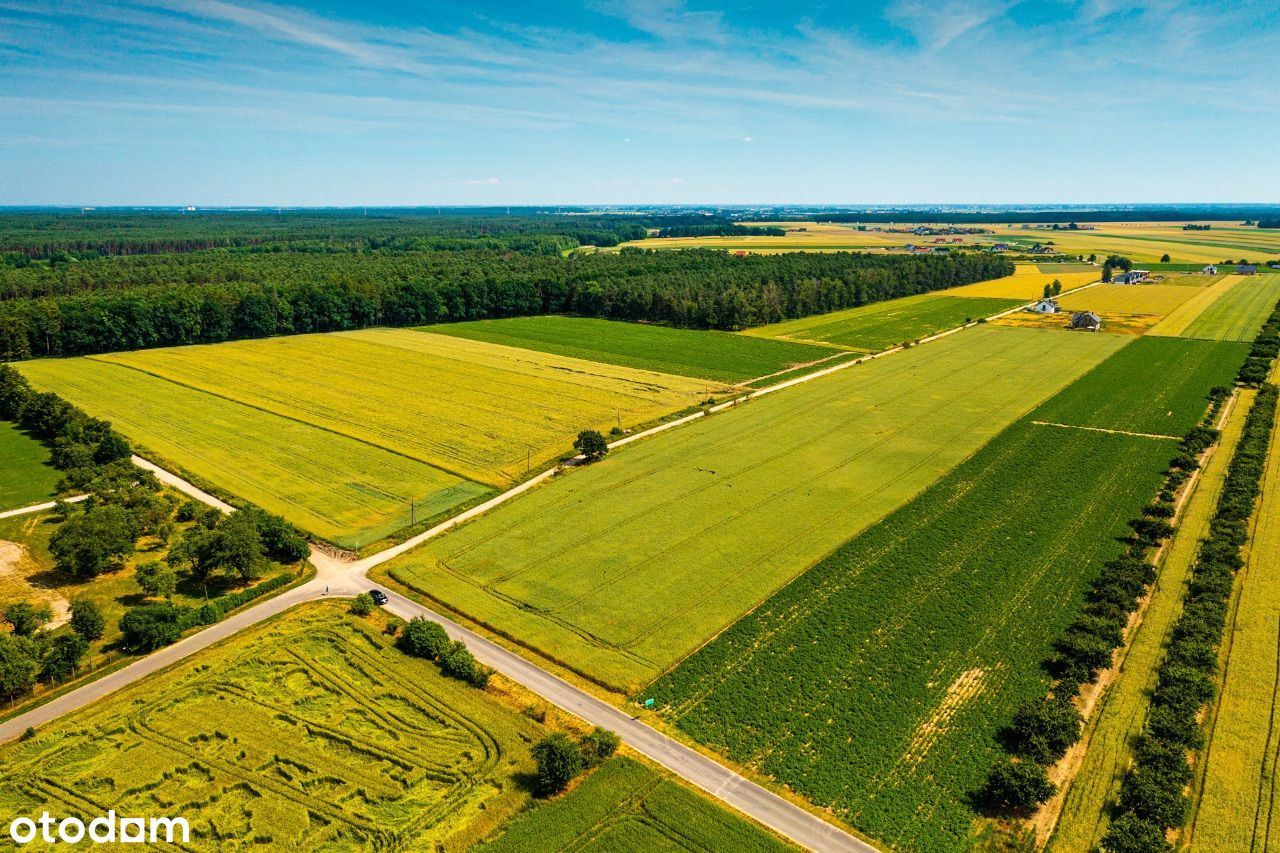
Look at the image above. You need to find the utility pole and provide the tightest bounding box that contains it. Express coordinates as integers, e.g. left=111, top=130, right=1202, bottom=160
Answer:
left=410, top=498, right=416, bottom=526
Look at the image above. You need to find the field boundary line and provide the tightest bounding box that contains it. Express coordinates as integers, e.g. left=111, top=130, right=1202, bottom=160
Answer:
left=0, top=494, right=87, bottom=519
left=1030, top=420, right=1181, bottom=441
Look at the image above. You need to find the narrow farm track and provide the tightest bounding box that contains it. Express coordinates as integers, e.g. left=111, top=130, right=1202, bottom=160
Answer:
left=1, top=290, right=1097, bottom=849
left=0, top=494, right=87, bottom=519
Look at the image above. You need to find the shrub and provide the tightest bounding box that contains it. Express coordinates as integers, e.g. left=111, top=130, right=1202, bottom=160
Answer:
left=580, top=727, right=621, bottom=766
left=68, top=598, right=105, bottom=641
left=532, top=732, right=585, bottom=796
left=398, top=617, right=451, bottom=661
left=1007, top=697, right=1082, bottom=764
left=119, top=603, right=191, bottom=652
left=1103, top=812, right=1172, bottom=853
left=980, top=758, right=1054, bottom=813
left=349, top=593, right=375, bottom=617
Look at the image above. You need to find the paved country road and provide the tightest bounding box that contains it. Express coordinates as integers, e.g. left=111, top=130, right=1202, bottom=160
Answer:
left=1, top=457, right=874, bottom=853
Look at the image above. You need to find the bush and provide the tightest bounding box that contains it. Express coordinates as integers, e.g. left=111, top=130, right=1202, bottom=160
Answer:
left=398, top=617, right=451, bottom=661
left=532, top=732, right=585, bottom=796
left=580, top=727, right=621, bottom=766
left=980, top=757, right=1055, bottom=813
left=1007, top=697, right=1082, bottom=764
left=440, top=641, right=478, bottom=681
left=68, top=598, right=105, bottom=641
left=349, top=593, right=375, bottom=617
left=1102, top=811, right=1172, bottom=853
left=119, top=603, right=191, bottom=652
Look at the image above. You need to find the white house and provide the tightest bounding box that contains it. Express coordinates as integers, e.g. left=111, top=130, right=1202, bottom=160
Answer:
left=1113, top=269, right=1150, bottom=284
left=1029, top=298, right=1060, bottom=314
left=1202, top=264, right=1218, bottom=275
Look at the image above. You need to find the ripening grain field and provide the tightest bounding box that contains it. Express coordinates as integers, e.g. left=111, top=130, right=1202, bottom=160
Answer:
left=1056, top=283, right=1204, bottom=317
left=419, top=314, right=830, bottom=383
left=740, top=294, right=1020, bottom=351
left=945, top=265, right=1098, bottom=299
left=1176, top=273, right=1280, bottom=342
left=86, top=329, right=719, bottom=487
left=0, top=605, right=546, bottom=851
left=387, top=325, right=1125, bottom=691
left=15, top=357, right=491, bottom=548
left=483, top=756, right=795, bottom=852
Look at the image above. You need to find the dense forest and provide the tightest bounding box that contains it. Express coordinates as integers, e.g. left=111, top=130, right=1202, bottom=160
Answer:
left=0, top=211, right=1012, bottom=359
left=655, top=224, right=786, bottom=238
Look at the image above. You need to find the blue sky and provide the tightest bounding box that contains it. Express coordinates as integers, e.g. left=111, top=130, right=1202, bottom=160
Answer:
left=1, top=0, right=1276, bottom=205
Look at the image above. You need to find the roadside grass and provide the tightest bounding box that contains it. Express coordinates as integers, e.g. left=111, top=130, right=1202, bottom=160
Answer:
left=1029, top=336, right=1249, bottom=436
left=16, top=357, right=490, bottom=549
left=1189, top=391, right=1280, bottom=851
left=0, top=604, right=546, bottom=851
left=418, top=315, right=831, bottom=383
left=387, top=326, right=1126, bottom=692
left=0, top=421, right=62, bottom=511
left=647, top=421, right=1173, bottom=852
left=86, top=328, right=721, bottom=488
left=1056, top=283, right=1203, bottom=317
left=740, top=294, right=1021, bottom=351
left=481, top=755, right=796, bottom=851
left=1177, top=274, right=1280, bottom=342
left=1047, top=389, right=1253, bottom=852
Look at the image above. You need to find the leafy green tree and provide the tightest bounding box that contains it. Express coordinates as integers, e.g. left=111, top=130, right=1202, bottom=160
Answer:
left=212, top=511, right=266, bottom=583
left=119, top=603, right=189, bottom=652
left=0, top=634, right=41, bottom=700
left=135, top=560, right=178, bottom=599
left=3, top=601, right=53, bottom=637
left=398, top=617, right=450, bottom=660
left=1008, top=697, right=1082, bottom=763
left=1051, top=279, right=1063, bottom=296
left=68, top=598, right=105, bottom=641
left=1102, top=811, right=1172, bottom=853
left=49, top=504, right=137, bottom=577
left=40, top=633, right=89, bottom=682
left=92, top=431, right=131, bottom=464
left=1160, top=253, right=1171, bottom=263
left=532, top=732, right=586, bottom=796
left=574, top=429, right=609, bottom=461
left=349, top=593, right=375, bottom=617
left=980, top=757, right=1055, bottom=813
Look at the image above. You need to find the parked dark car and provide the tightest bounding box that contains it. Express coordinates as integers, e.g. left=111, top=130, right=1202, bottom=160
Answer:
left=369, top=589, right=388, bottom=606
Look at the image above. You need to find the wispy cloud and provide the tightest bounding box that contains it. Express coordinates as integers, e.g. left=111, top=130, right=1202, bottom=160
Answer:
left=465, top=177, right=500, bottom=185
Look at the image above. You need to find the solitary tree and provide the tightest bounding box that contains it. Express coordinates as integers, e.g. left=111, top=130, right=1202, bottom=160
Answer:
left=69, top=598, right=105, bottom=641
left=349, top=593, right=376, bottom=617
left=398, top=617, right=451, bottom=660
left=135, top=560, right=178, bottom=599
left=580, top=727, right=621, bottom=766
left=574, top=429, right=609, bottom=461
left=1160, top=253, right=1172, bottom=263
left=532, top=732, right=585, bottom=795
left=1051, top=279, right=1063, bottom=296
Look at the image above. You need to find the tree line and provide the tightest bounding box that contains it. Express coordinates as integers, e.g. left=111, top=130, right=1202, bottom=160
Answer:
left=0, top=250, right=1013, bottom=359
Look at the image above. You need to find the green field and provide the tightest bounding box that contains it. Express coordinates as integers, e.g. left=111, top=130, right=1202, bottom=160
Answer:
left=419, top=315, right=831, bottom=383
left=1029, top=337, right=1248, bottom=436
left=1190, top=396, right=1280, bottom=851
left=483, top=756, right=794, bottom=852
left=0, top=421, right=62, bottom=511
left=648, top=421, right=1172, bottom=851
left=15, top=358, right=491, bottom=548
left=0, top=604, right=546, bottom=850
left=387, top=326, right=1125, bottom=691
left=741, top=294, right=1021, bottom=351
left=1049, top=389, right=1253, bottom=852
left=1180, top=274, right=1280, bottom=341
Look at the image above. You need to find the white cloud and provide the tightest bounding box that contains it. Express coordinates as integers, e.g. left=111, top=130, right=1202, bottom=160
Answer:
left=742, top=136, right=753, bottom=142
left=670, top=177, right=684, bottom=184
left=465, top=177, right=500, bottom=185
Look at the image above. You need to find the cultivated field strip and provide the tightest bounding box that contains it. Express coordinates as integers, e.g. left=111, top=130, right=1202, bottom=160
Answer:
left=1028, top=337, right=1249, bottom=436
left=14, top=357, right=490, bottom=547
left=1056, top=283, right=1204, bottom=317
left=389, top=326, right=1126, bottom=691
left=0, top=607, right=545, bottom=851
left=648, top=422, right=1172, bottom=851
left=944, top=266, right=1098, bottom=299
left=1176, top=274, right=1280, bottom=342
left=484, top=756, right=795, bottom=852
left=1191, top=398, right=1280, bottom=851
left=91, top=328, right=718, bottom=487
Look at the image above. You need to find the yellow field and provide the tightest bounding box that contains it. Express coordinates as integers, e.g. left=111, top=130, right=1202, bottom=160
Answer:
left=946, top=265, right=1098, bottom=299
left=1190, top=386, right=1280, bottom=851
left=90, top=329, right=722, bottom=487
left=992, top=310, right=1158, bottom=336
left=1056, top=284, right=1202, bottom=316
left=1149, top=276, right=1245, bottom=337
left=616, top=220, right=1280, bottom=265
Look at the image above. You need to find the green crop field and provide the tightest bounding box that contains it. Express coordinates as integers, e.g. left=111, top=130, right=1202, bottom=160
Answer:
left=419, top=315, right=831, bottom=384
left=1028, top=337, right=1248, bottom=436
left=483, top=756, right=795, bottom=852
left=1178, top=274, right=1280, bottom=342
left=16, top=358, right=491, bottom=548
left=1190, top=401, right=1280, bottom=852
left=1049, top=389, right=1253, bottom=853
left=386, top=326, right=1125, bottom=691
left=0, top=604, right=547, bottom=851
left=0, top=421, right=62, bottom=511
left=86, top=328, right=719, bottom=487
left=740, top=294, right=1021, bottom=351
left=647, top=422, right=1173, bottom=852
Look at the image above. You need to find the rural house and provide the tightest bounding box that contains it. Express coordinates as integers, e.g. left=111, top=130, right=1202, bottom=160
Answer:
left=1029, top=298, right=1060, bottom=314
left=1202, top=264, right=1218, bottom=274
left=1238, top=264, right=1258, bottom=275
left=1070, top=311, right=1102, bottom=331
left=1113, top=269, right=1150, bottom=284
